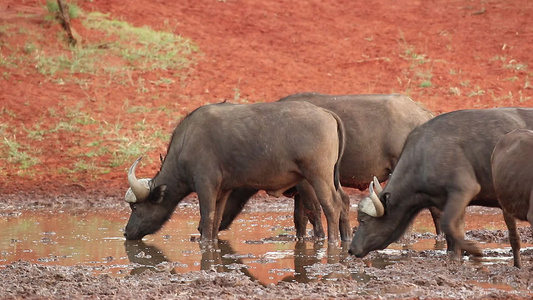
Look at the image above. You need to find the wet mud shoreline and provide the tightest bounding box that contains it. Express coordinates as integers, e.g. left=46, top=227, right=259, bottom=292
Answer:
left=1, top=194, right=532, bottom=299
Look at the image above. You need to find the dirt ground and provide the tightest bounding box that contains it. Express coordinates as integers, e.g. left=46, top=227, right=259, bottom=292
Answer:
left=1, top=199, right=533, bottom=299
left=1, top=0, right=533, bottom=299
left=1, top=250, right=532, bottom=300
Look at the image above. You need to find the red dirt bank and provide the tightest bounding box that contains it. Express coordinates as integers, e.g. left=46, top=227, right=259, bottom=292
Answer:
left=1, top=0, right=532, bottom=198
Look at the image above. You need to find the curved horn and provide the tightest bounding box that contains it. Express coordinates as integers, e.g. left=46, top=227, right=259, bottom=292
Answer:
left=368, top=181, right=385, bottom=217
left=372, top=176, right=383, bottom=194
left=127, top=156, right=150, bottom=202
left=358, top=181, right=385, bottom=217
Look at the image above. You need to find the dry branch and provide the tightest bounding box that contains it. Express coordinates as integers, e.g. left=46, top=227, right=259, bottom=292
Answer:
left=56, top=0, right=78, bottom=46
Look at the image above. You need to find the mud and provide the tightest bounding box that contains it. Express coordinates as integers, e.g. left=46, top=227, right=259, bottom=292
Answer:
left=1, top=195, right=533, bottom=299
left=1, top=257, right=530, bottom=300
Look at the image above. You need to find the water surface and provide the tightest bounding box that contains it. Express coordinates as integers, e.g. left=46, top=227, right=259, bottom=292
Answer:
left=1, top=203, right=529, bottom=286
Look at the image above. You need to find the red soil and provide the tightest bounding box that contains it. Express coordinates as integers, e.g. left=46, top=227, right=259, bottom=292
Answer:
left=1, top=0, right=532, bottom=198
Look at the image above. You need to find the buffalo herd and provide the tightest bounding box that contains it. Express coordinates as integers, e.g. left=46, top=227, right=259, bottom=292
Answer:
left=124, top=93, right=533, bottom=268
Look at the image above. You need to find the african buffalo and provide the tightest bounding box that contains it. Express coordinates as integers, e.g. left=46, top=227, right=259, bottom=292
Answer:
left=218, top=93, right=439, bottom=239
left=350, top=107, right=533, bottom=259
left=491, top=128, right=533, bottom=268
left=124, top=101, right=348, bottom=243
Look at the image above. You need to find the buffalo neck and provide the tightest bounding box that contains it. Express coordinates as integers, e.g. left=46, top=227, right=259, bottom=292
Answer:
left=381, top=197, right=426, bottom=248
left=379, top=174, right=429, bottom=246
left=152, top=164, right=192, bottom=205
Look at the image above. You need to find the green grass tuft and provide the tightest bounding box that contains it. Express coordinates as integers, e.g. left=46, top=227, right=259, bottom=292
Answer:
left=82, top=12, right=199, bottom=72
left=45, top=0, right=81, bottom=21
left=2, top=137, right=39, bottom=169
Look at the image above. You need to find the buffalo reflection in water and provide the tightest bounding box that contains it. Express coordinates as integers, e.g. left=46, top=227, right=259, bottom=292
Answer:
left=124, top=239, right=254, bottom=279
left=124, top=239, right=372, bottom=283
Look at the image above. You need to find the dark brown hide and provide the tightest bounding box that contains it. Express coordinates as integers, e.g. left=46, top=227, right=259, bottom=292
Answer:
left=491, top=129, right=533, bottom=268
left=350, top=107, right=533, bottom=259
left=125, top=101, right=346, bottom=243
left=220, top=93, right=437, bottom=239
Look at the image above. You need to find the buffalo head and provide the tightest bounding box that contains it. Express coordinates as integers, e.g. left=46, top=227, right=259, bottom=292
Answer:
left=124, top=157, right=171, bottom=240
left=349, top=177, right=418, bottom=257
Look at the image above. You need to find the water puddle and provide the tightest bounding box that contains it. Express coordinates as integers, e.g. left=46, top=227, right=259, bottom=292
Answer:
left=0, top=203, right=530, bottom=288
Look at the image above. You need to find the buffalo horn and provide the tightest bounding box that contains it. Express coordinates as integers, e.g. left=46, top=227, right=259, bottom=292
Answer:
left=127, top=156, right=150, bottom=202
left=372, top=176, right=383, bottom=194
left=358, top=181, right=385, bottom=217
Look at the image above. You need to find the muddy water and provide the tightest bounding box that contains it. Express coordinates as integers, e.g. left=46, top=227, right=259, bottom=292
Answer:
left=0, top=203, right=530, bottom=286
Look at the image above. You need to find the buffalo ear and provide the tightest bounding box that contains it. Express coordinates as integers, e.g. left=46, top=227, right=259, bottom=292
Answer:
left=150, top=184, right=167, bottom=204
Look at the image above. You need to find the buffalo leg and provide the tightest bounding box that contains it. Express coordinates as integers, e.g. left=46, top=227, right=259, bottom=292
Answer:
left=443, top=213, right=462, bottom=254
left=429, top=206, right=443, bottom=236
left=212, top=190, right=232, bottom=239
left=338, top=187, right=351, bottom=242
left=503, top=210, right=522, bottom=268
left=219, top=187, right=258, bottom=231
left=293, top=193, right=309, bottom=239
left=429, top=206, right=450, bottom=250
left=197, top=182, right=219, bottom=241
left=308, top=179, right=341, bottom=244
left=527, top=190, right=533, bottom=225
left=295, top=182, right=325, bottom=240
left=441, top=187, right=483, bottom=258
